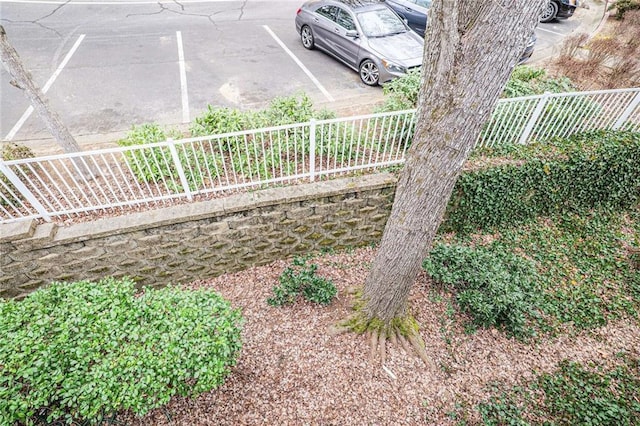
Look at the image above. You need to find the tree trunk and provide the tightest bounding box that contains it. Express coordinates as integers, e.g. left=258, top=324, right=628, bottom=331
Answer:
left=0, top=25, right=82, bottom=155
left=362, top=0, right=546, bottom=323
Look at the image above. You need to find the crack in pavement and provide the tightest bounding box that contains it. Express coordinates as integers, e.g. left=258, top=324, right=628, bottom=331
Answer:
left=126, top=1, right=221, bottom=31
left=0, top=0, right=70, bottom=39
left=172, top=0, right=185, bottom=12
left=238, top=0, right=248, bottom=20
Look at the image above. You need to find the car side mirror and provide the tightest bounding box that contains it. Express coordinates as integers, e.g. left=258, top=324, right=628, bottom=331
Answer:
left=345, top=30, right=359, bottom=38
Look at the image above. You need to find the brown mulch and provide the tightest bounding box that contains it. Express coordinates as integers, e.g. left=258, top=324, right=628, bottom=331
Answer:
left=119, top=247, right=640, bottom=426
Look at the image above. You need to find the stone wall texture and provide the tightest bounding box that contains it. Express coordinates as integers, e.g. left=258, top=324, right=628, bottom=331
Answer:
left=0, top=174, right=397, bottom=299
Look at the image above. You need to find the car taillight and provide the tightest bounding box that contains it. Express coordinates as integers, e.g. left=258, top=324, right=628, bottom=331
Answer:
left=296, top=8, right=302, bottom=14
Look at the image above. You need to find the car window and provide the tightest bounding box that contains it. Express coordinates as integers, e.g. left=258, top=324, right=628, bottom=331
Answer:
left=357, top=8, right=406, bottom=37
left=315, top=5, right=338, bottom=21
left=336, top=8, right=356, bottom=31
left=413, top=0, right=432, bottom=7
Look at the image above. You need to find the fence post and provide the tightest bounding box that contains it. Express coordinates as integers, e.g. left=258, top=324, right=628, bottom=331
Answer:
left=518, top=92, right=550, bottom=145
left=0, top=160, right=51, bottom=222
left=612, top=91, right=640, bottom=130
left=309, top=119, right=316, bottom=182
left=167, top=139, right=193, bottom=201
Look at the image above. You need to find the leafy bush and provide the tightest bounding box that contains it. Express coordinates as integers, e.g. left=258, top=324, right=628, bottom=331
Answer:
left=502, top=66, right=575, bottom=98
left=376, top=67, right=422, bottom=112
left=376, top=66, right=575, bottom=113
left=0, top=278, right=243, bottom=425
left=190, top=106, right=251, bottom=137
left=267, top=257, right=337, bottom=306
left=444, top=131, right=640, bottom=233
left=1, top=143, right=35, bottom=207
left=118, top=123, right=225, bottom=192
left=423, top=244, right=541, bottom=338
left=479, top=355, right=640, bottom=425
left=609, top=0, right=640, bottom=20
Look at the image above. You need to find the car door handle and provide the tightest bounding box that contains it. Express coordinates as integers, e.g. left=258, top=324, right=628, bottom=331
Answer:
left=334, top=27, right=340, bottom=33
left=313, top=17, right=319, bottom=23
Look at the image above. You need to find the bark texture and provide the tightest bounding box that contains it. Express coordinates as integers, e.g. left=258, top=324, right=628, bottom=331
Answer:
left=362, top=0, right=546, bottom=322
left=0, top=25, right=82, bottom=154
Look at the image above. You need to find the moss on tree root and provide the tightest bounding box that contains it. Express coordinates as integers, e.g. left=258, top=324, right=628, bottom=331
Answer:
left=339, top=305, right=434, bottom=368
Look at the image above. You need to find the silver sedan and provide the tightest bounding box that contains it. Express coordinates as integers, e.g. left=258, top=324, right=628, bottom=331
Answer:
left=295, top=0, right=424, bottom=86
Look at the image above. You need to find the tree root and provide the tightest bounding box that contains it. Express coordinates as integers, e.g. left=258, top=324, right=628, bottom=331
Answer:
left=340, top=313, right=436, bottom=368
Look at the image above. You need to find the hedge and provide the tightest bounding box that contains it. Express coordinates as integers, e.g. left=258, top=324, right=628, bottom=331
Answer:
left=442, top=130, right=640, bottom=233
left=0, top=278, right=243, bottom=425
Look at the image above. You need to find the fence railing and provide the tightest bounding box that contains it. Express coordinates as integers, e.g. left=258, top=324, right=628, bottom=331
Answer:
left=1, top=88, right=639, bottom=224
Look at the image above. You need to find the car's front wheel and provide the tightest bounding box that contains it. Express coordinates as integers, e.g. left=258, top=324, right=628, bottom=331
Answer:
left=540, top=1, right=558, bottom=23
left=301, top=25, right=314, bottom=50
left=359, top=60, right=379, bottom=86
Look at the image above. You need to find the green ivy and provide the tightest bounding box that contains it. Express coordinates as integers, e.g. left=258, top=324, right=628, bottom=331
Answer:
left=267, top=257, right=337, bottom=306
left=478, top=355, right=640, bottom=425
left=423, top=244, right=542, bottom=338
left=0, top=278, right=243, bottom=425
left=444, top=131, right=640, bottom=234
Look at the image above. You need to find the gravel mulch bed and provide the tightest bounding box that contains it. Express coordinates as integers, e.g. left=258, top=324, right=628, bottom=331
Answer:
left=122, top=247, right=640, bottom=425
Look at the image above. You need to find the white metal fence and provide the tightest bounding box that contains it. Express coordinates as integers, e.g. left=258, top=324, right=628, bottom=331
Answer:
left=1, top=88, right=639, bottom=224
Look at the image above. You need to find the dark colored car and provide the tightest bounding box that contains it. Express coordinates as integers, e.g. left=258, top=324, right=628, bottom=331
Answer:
left=385, top=0, right=537, bottom=64
left=295, top=0, right=424, bottom=86
left=383, top=0, right=432, bottom=37
left=519, top=33, right=537, bottom=64
left=540, top=0, right=579, bottom=23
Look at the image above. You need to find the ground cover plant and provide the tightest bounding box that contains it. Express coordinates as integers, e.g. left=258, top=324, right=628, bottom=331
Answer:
left=478, top=353, right=640, bottom=425
left=419, top=130, right=640, bottom=352
left=267, top=256, right=337, bottom=306
left=0, top=278, right=243, bottom=425
left=444, top=130, right=640, bottom=233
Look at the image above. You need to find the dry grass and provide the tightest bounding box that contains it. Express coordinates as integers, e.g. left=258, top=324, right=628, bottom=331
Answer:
left=551, top=10, right=640, bottom=89
left=116, top=248, right=640, bottom=425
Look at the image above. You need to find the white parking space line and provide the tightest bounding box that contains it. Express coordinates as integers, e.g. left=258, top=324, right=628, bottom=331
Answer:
left=4, top=34, right=85, bottom=141
left=176, top=31, right=190, bottom=124
left=262, top=25, right=335, bottom=102
left=536, top=26, right=566, bottom=37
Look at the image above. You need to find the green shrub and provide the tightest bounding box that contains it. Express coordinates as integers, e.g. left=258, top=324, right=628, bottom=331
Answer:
left=376, top=67, right=422, bottom=112
left=502, top=66, right=575, bottom=99
left=251, top=92, right=318, bottom=127
left=444, top=131, right=640, bottom=233
left=118, top=123, right=225, bottom=192
left=267, top=257, right=337, bottom=306
left=376, top=66, right=575, bottom=113
left=1, top=143, right=35, bottom=207
left=190, top=105, right=251, bottom=137
left=479, top=355, right=640, bottom=425
left=609, top=0, right=640, bottom=20
left=423, top=244, right=541, bottom=338
left=1, top=143, right=34, bottom=161
left=0, top=278, right=243, bottom=425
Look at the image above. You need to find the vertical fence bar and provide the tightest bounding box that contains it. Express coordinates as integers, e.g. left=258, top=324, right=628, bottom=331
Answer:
left=613, top=91, right=640, bottom=130
left=518, top=92, right=550, bottom=145
left=167, top=139, right=193, bottom=200
left=0, top=160, right=52, bottom=222
left=309, top=119, right=316, bottom=182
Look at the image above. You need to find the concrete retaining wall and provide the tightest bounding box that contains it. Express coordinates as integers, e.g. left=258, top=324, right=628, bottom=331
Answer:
left=0, top=174, right=397, bottom=299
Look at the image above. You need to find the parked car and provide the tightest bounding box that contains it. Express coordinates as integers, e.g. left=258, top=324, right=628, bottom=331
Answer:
left=384, top=0, right=432, bottom=37
left=295, top=0, right=424, bottom=86
left=519, top=33, right=537, bottom=64
left=540, top=0, right=579, bottom=23
left=386, top=0, right=537, bottom=64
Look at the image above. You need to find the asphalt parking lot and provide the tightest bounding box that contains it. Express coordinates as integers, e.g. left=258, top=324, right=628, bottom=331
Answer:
left=0, top=0, right=602, bottom=154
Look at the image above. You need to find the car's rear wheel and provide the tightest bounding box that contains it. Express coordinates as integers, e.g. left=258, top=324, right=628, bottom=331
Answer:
left=359, top=60, right=379, bottom=86
left=301, top=25, right=314, bottom=49
left=540, top=1, right=558, bottom=23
